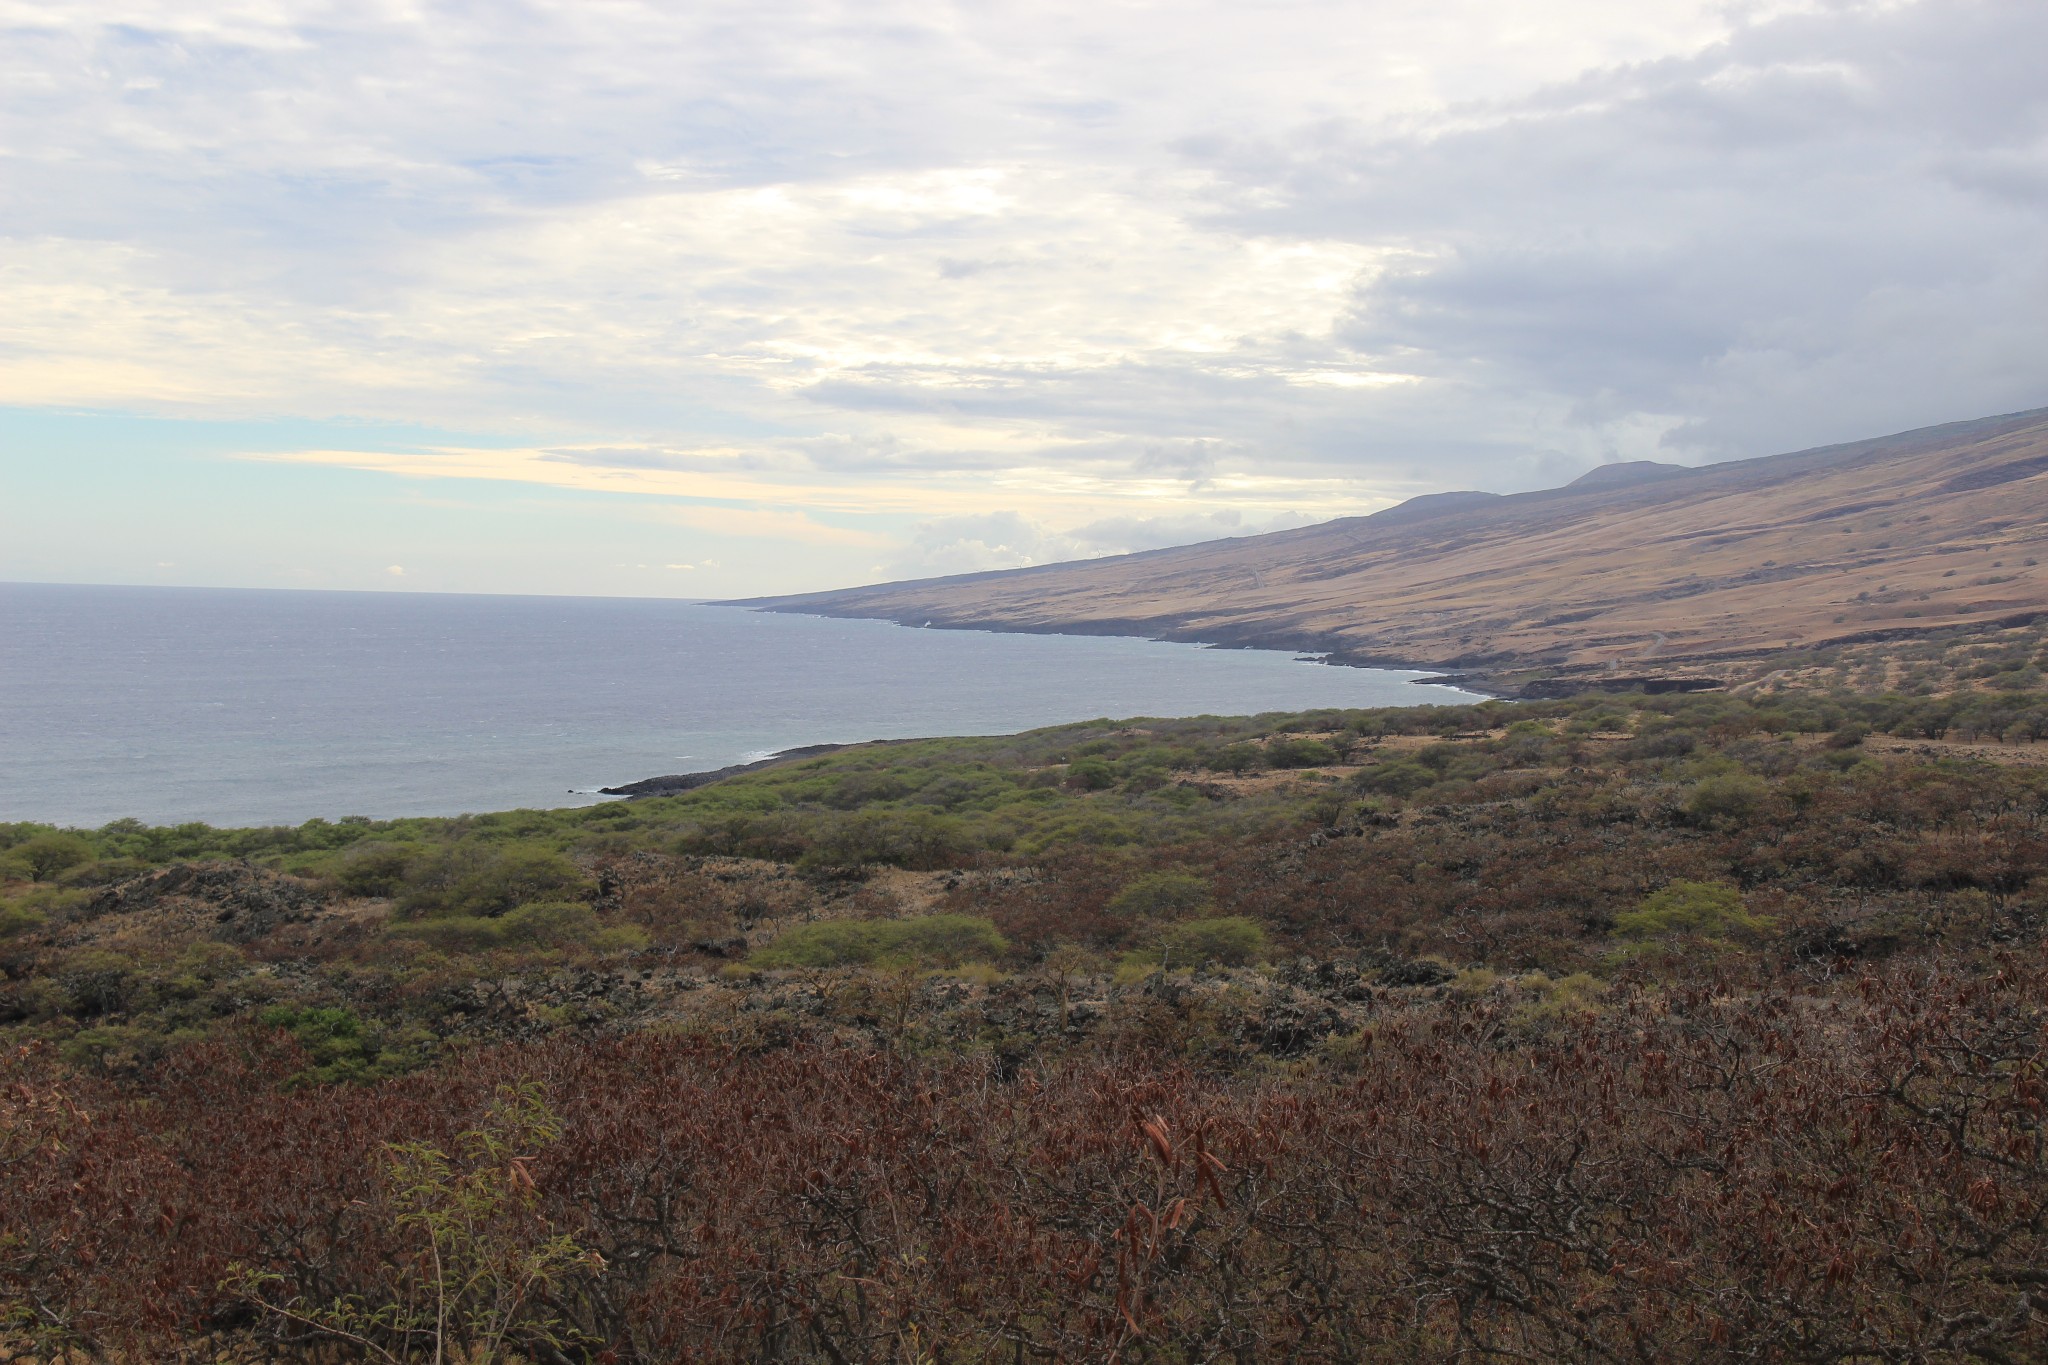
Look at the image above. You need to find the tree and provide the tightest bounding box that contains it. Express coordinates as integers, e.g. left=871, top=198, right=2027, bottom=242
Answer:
left=1, top=833, right=94, bottom=883
left=1106, top=870, right=1211, bottom=918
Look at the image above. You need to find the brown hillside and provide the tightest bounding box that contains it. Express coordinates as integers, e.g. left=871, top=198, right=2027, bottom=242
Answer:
left=739, top=407, right=2048, bottom=689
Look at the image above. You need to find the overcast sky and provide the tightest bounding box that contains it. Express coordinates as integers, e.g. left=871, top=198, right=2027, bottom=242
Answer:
left=3, top=0, right=2044, bottom=596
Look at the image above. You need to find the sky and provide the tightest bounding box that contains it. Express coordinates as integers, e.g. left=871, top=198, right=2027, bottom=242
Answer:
left=1, top=0, right=2044, bottom=599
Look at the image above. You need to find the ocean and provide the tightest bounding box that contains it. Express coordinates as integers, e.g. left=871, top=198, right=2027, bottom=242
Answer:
left=0, top=582, right=1480, bottom=828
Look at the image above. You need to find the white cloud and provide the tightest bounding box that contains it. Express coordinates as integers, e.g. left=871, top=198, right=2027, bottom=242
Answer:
left=896, top=507, right=1319, bottom=576
left=1200, top=0, right=2048, bottom=465
left=2, top=0, right=2043, bottom=589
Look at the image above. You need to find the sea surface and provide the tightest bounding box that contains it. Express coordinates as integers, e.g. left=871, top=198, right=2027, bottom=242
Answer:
left=0, top=582, right=1480, bottom=828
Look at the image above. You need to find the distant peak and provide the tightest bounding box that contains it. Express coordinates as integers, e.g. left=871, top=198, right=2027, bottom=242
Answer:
left=1365, top=489, right=1503, bottom=526
left=1568, top=460, right=1687, bottom=490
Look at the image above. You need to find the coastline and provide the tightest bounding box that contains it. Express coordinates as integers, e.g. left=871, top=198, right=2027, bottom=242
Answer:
left=723, top=602, right=1745, bottom=701
left=595, top=614, right=1499, bottom=797
left=723, top=599, right=1522, bottom=698
left=598, top=743, right=855, bottom=799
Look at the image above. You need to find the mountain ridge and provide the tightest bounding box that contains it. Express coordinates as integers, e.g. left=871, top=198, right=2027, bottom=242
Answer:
left=732, top=405, right=2048, bottom=694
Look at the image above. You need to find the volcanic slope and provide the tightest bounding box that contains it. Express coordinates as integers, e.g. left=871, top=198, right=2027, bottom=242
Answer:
left=738, top=407, right=2048, bottom=689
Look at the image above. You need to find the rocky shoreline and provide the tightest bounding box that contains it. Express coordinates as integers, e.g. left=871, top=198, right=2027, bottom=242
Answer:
left=734, top=602, right=1732, bottom=701
left=599, top=743, right=853, bottom=799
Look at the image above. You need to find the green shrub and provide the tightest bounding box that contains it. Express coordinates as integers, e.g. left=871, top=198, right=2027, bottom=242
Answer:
left=1351, top=761, right=1435, bottom=798
left=1819, top=747, right=1872, bottom=772
left=257, top=1005, right=398, bottom=1085
left=60, top=1023, right=177, bottom=1075
left=1126, top=916, right=1268, bottom=970
left=1105, top=870, right=1212, bottom=918
left=1209, top=743, right=1261, bottom=774
left=0, top=898, right=45, bottom=939
left=1685, top=772, right=1768, bottom=824
left=1265, top=737, right=1341, bottom=769
left=1500, top=972, right=1610, bottom=1033
left=261, top=1004, right=364, bottom=1048
left=799, top=809, right=969, bottom=870
left=398, top=844, right=590, bottom=920
left=1, top=832, right=96, bottom=883
left=334, top=841, right=421, bottom=897
left=749, top=914, right=1008, bottom=970
left=388, top=900, right=646, bottom=953
left=823, top=770, right=913, bottom=808
left=1623, top=728, right=1698, bottom=760
left=162, top=941, right=247, bottom=998
left=1017, top=809, right=1144, bottom=854
left=1615, top=881, right=1774, bottom=942
left=1064, top=759, right=1116, bottom=791
left=503, top=901, right=647, bottom=951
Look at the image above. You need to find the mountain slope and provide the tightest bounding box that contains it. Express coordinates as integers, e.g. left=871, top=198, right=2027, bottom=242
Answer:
left=737, top=407, right=2048, bottom=688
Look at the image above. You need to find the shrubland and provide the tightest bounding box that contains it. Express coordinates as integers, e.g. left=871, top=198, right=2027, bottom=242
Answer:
left=3, top=687, right=2048, bottom=1359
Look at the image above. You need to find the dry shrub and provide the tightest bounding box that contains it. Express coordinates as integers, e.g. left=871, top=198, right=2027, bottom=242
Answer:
left=3, top=957, right=2044, bottom=1361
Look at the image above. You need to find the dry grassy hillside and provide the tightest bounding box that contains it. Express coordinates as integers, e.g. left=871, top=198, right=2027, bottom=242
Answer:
left=740, top=407, right=2048, bottom=692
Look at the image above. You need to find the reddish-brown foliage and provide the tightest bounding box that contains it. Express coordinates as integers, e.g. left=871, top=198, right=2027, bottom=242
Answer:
left=5, top=956, right=2045, bottom=1361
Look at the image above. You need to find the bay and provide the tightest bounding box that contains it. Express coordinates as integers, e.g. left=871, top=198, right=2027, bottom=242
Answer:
left=0, top=582, right=1479, bottom=828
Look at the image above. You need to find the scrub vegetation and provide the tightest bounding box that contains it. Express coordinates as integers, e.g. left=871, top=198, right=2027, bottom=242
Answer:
left=4, top=688, right=2048, bottom=1359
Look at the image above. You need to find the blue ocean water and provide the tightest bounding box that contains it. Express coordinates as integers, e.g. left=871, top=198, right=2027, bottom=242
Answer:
left=0, top=583, right=1479, bottom=828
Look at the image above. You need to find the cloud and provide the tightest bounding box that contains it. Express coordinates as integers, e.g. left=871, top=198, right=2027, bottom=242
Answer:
left=3, top=0, right=2045, bottom=593
left=1198, top=0, right=2048, bottom=463
left=658, top=505, right=889, bottom=548
left=895, top=507, right=1318, bottom=576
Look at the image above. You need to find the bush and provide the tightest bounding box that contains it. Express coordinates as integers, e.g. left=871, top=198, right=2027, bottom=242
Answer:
left=1209, top=743, right=1261, bottom=774
left=749, top=914, right=1008, bottom=970
left=1615, top=881, right=1774, bottom=943
left=57, top=949, right=136, bottom=1017
left=1105, top=870, right=1211, bottom=918
left=1351, top=761, right=1435, bottom=798
left=0, top=898, right=45, bottom=939
left=800, top=809, right=970, bottom=870
left=1064, top=759, right=1116, bottom=791
left=1622, top=729, right=1697, bottom=760
left=389, top=901, right=646, bottom=954
left=1, top=832, right=96, bottom=883
left=254, top=1005, right=417, bottom=1087
left=1127, top=916, right=1268, bottom=969
left=334, top=841, right=421, bottom=897
left=1510, top=971, right=1608, bottom=1030
left=227, top=1083, right=588, bottom=1356
left=59, top=1023, right=179, bottom=1075
left=1266, top=737, right=1341, bottom=769
left=398, top=845, right=591, bottom=920
left=55, top=856, right=149, bottom=889
left=1685, top=772, right=1768, bottom=824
